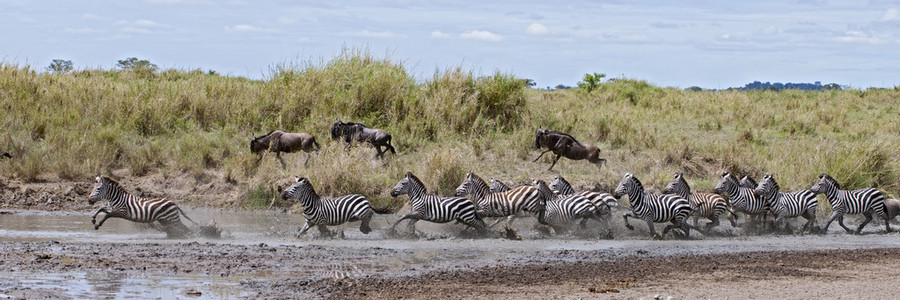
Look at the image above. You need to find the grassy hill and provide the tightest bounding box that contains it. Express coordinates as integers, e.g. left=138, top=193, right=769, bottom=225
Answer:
left=2, top=50, right=899, bottom=209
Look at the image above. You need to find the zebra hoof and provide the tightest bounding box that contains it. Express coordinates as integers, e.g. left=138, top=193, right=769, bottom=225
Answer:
left=93, top=226, right=99, bottom=230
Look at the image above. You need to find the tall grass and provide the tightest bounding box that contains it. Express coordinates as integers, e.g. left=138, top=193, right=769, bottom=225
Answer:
left=2, top=51, right=899, bottom=209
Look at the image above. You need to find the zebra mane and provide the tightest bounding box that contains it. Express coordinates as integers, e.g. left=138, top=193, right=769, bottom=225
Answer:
left=406, top=172, right=426, bottom=192
left=764, top=174, right=780, bottom=192
left=819, top=173, right=839, bottom=190
left=671, top=173, right=690, bottom=194
left=467, top=173, right=489, bottom=191
left=100, top=176, right=127, bottom=193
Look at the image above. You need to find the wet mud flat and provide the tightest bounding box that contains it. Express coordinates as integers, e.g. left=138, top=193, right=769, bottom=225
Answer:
left=2, top=237, right=900, bottom=299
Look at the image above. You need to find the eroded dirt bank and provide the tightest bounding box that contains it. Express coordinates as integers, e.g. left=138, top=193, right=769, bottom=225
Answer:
left=2, top=240, right=899, bottom=299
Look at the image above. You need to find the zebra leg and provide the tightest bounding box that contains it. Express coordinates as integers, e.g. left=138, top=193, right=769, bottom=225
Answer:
left=91, top=208, right=109, bottom=226
left=645, top=220, right=660, bottom=239
left=297, top=221, right=313, bottom=237
left=390, top=214, right=415, bottom=232
left=885, top=217, right=892, bottom=233
left=532, top=149, right=552, bottom=162
left=487, top=217, right=507, bottom=228
left=317, top=225, right=335, bottom=238
left=821, top=211, right=841, bottom=234
left=623, top=212, right=635, bottom=230
left=836, top=215, right=853, bottom=234
left=800, top=213, right=815, bottom=235
left=706, top=216, right=720, bottom=230
left=855, top=213, right=874, bottom=235
left=359, top=216, right=373, bottom=234
left=93, top=211, right=126, bottom=230
left=505, top=215, right=518, bottom=227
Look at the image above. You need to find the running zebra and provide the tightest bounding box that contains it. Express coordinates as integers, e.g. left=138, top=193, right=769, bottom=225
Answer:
left=613, top=173, right=696, bottom=239
left=662, top=172, right=737, bottom=229
left=548, top=175, right=619, bottom=215
left=389, top=171, right=487, bottom=234
left=714, top=172, right=768, bottom=227
left=753, top=174, right=817, bottom=234
left=281, top=177, right=393, bottom=237
left=531, top=179, right=604, bottom=234
left=740, top=175, right=758, bottom=189
left=88, top=176, right=196, bottom=238
left=454, top=172, right=543, bottom=228
left=809, top=173, right=889, bottom=234
left=489, top=178, right=512, bottom=193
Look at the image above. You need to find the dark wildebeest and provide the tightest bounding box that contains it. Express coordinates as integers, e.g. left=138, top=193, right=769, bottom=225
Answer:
left=331, top=120, right=396, bottom=158
left=250, top=130, right=320, bottom=168
left=533, top=129, right=606, bottom=171
left=0, top=152, right=10, bottom=159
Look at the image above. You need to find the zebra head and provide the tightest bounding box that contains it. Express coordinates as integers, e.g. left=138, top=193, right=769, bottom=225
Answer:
left=489, top=178, right=511, bottom=193
left=810, top=173, right=837, bottom=195
left=739, top=175, right=758, bottom=189
left=613, top=173, right=641, bottom=200
left=391, top=171, right=418, bottom=197
left=454, top=172, right=485, bottom=197
left=714, top=172, right=737, bottom=196
left=548, top=175, right=572, bottom=195
left=88, top=176, right=119, bottom=205
left=531, top=179, right=555, bottom=203
left=282, top=176, right=316, bottom=201
left=753, top=174, right=779, bottom=200
left=662, top=172, right=689, bottom=197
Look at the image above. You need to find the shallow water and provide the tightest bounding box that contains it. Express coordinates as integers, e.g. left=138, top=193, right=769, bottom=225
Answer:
left=2, top=208, right=900, bottom=298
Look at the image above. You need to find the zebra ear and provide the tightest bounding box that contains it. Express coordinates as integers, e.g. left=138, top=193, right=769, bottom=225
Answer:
left=294, top=176, right=300, bottom=182
left=95, top=176, right=101, bottom=183
left=819, top=173, right=827, bottom=179
left=406, top=171, right=412, bottom=178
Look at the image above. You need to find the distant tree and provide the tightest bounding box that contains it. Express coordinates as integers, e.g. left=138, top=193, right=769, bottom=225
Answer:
left=823, top=83, right=842, bottom=91
left=47, top=59, right=73, bottom=74
left=685, top=86, right=703, bottom=92
left=116, top=57, right=158, bottom=72
left=522, top=79, right=536, bottom=88
left=577, top=72, right=606, bottom=93
left=554, top=84, right=573, bottom=90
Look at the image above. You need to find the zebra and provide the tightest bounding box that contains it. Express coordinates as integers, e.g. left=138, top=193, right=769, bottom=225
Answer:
left=454, top=172, right=544, bottom=228
left=662, top=172, right=737, bottom=229
left=547, top=175, right=619, bottom=216
left=88, top=176, right=196, bottom=238
left=739, top=175, right=758, bottom=189
left=389, top=171, right=487, bottom=235
left=281, top=177, right=393, bottom=237
left=753, top=174, right=817, bottom=234
left=531, top=179, right=605, bottom=235
left=489, top=177, right=512, bottom=193
left=809, top=173, right=889, bottom=234
left=613, top=173, right=697, bottom=239
left=714, top=172, right=768, bottom=228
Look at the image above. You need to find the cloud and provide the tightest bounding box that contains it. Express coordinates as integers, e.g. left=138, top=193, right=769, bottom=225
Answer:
left=882, top=8, right=900, bottom=21
left=459, top=30, right=502, bottom=42
left=225, top=24, right=273, bottom=33
left=525, top=23, right=548, bottom=35
left=431, top=30, right=450, bottom=38
left=277, top=17, right=295, bottom=25
left=834, top=30, right=885, bottom=44
left=65, top=27, right=103, bottom=34
left=134, top=19, right=166, bottom=27
left=121, top=27, right=153, bottom=34
left=346, top=30, right=403, bottom=38
left=81, top=13, right=105, bottom=20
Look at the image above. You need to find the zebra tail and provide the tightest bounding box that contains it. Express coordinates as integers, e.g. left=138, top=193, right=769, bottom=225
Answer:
left=371, top=206, right=394, bottom=214
left=178, top=207, right=199, bottom=225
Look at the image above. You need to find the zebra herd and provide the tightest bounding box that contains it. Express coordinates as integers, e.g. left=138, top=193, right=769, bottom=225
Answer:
left=86, top=169, right=900, bottom=239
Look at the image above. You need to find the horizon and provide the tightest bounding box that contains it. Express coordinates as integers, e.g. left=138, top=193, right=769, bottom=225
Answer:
left=2, top=1, right=899, bottom=89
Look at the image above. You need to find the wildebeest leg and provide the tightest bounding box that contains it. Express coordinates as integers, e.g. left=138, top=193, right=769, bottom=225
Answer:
left=532, top=149, right=552, bottom=162
left=297, top=221, right=313, bottom=237
left=548, top=154, right=562, bottom=171
left=374, top=145, right=384, bottom=159
left=276, top=152, right=287, bottom=169
left=304, top=152, right=312, bottom=167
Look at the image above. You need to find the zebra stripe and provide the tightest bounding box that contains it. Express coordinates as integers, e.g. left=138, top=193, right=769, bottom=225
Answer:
left=548, top=175, right=618, bottom=215
left=754, top=174, right=817, bottom=234
left=531, top=179, right=603, bottom=234
left=454, top=172, right=543, bottom=228
left=715, top=172, right=768, bottom=224
left=88, top=176, right=194, bottom=237
left=809, top=173, right=889, bottom=234
left=662, top=172, right=736, bottom=229
left=613, top=173, right=695, bottom=239
left=390, top=172, right=486, bottom=233
left=281, top=177, right=391, bottom=236
left=739, top=175, right=758, bottom=189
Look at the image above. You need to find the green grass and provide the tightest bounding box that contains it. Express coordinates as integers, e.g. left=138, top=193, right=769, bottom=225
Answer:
left=2, top=49, right=900, bottom=209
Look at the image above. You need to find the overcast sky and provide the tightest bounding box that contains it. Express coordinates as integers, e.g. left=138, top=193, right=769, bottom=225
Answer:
left=2, top=0, right=899, bottom=89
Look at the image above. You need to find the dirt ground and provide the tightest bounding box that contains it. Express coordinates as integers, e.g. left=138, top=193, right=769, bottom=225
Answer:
left=2, top=239, right=899, bottom=299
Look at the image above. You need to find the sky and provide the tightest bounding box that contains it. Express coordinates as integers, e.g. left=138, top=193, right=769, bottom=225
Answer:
left=2, top=0, right=899, bottom=89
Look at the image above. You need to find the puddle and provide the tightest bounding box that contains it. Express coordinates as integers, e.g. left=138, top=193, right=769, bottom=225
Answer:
left=0, top=271, right=249, bottom=299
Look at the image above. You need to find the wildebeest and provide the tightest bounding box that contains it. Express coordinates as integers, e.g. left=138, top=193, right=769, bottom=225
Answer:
left=533, top=129, right=606, bottom=171
left=250, top=130, right=320, bottom=167
left=331, top=120, right=396, bottom=158
left=0, top=152, right=10, bottom=159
